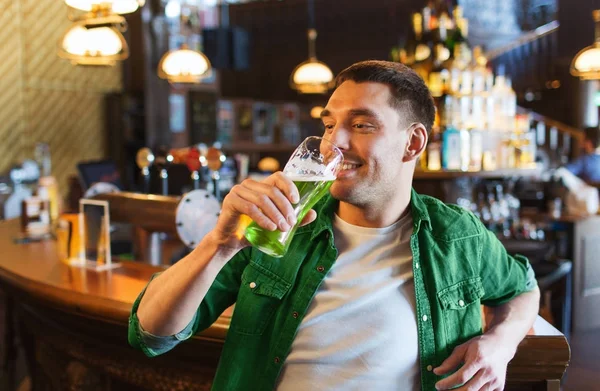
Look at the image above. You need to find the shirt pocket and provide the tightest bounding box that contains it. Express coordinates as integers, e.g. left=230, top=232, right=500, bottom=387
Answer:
left=229, top=263, right=291, bottom=336
left=437, top=277, right=485, bottom=349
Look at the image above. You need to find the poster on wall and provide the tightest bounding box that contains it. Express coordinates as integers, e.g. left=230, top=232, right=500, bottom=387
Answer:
left=280, top=103, right=301, bottom=145
left=169, top=93, right=186, bottom=134
left=252, top=102, right=276, bottom=144
left=188, top=91, right=217, bottom=145
left=234, top=100, right=254, bottom=143
left=216, top=100, right=234, bottom=145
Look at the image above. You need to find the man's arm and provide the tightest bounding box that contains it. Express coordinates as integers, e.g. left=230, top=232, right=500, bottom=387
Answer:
left=565, top=155, right=585, bottom=177
left=435, top=220, right=540, bottom=391
left=484, top=286, right=541, bottom=350
left=135, top=234, right=241, bottom=337
left=132, top=172, right=313, bottom=338
left=434, top=287, right=540, bottom=391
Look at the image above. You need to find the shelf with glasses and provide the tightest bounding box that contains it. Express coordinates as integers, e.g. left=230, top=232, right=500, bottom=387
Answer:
left=414, top=165, right=543, bottom=180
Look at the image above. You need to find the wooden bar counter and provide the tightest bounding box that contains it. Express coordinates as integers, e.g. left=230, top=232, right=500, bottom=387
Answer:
left=0, top=219, right=569, bottom=391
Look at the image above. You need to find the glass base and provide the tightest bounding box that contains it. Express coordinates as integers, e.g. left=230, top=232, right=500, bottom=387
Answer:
left=245, top=226, right=287, bottom=258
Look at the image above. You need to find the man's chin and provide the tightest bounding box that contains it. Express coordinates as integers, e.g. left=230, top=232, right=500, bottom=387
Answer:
left=330, top=182, right=356, bottom=203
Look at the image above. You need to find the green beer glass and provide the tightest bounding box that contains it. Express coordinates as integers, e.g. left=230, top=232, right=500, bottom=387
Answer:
left=244, top=136, right=343, bottom=258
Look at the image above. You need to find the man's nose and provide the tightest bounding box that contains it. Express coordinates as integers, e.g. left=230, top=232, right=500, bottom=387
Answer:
left=327, top=126, right=350, bottom=150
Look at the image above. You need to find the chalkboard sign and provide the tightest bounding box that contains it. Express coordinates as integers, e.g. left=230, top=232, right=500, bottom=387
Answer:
left=188, top=91, right=218, bottom=145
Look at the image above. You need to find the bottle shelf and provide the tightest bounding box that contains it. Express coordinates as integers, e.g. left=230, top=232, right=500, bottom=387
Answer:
left=414, top=165, right=542, bottom=180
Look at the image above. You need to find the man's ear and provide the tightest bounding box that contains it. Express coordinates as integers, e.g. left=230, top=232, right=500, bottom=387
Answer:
left=402, top=124, right=428, bottom=163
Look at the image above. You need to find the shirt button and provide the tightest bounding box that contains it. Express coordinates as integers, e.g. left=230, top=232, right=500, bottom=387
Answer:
left=422, top=315, right=428, bottom=322
left=292, top=311, right=299, bottom=318
left=249, top=282, right=257, bottom=289
left=317, top=266, right=325, bottom=272
left=458, top=299, right=465, bottom=307
left=324, top=232, right=330, bottom=240
left=427, top=365, right=433, bottom=372
left=415, top=262, right=420, bottom=269
left=274, top=357, right=280, bottom=364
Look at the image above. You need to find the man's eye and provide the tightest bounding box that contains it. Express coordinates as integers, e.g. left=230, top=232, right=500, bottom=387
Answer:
left=353, top=123, right=372, bottom=129
left=323, top=124, right=334, bottom=131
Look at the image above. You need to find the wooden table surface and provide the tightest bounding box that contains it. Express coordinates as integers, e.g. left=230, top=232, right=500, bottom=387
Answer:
left=0, top=219, right=231, bottom=339
left=0, top=218, right=570, bottom=389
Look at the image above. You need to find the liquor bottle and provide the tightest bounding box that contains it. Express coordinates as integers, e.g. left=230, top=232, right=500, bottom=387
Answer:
left=442, top=125, right=461, bottom=170
left=459, top=127, right=471, bottom=171
left=427, top=111, right=442, bottom=171
left=492, top=66, right=507, bottom=132
left=447, top=42, right=469, bottom=95
left=411, top=13, right=432, bottom=64
left=505, top=77, right=517, bottom=132
left=446, top=6, right=468, bottom=54
left=429, top=44, right=447, bottom=98
left=471, top=46, right=486, bottom=94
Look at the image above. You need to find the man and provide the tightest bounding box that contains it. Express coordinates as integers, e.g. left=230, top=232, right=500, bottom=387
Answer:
left=565, top=126, right=600, bottom=183
left=129, top=61, right=539, bottom=391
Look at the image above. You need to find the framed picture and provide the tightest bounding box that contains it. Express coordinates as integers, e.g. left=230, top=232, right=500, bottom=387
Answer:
left=188, top=91, right=218, bottom=145
left=169, top=93, right=186, bottom=134
left=280, top=103, right=301, bottom=145
left=76, top=199, right=120, bottom=271
left=216, top=100, right=234, bottom=145
left=233, top=99, right=254, bottom=143
left=252, top=101, right=276, bottom=144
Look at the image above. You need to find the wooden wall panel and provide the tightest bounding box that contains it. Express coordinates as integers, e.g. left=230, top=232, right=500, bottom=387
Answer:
left=221, top=0, right=559, bottom=102
left=0, top=0, right=122, bottom=196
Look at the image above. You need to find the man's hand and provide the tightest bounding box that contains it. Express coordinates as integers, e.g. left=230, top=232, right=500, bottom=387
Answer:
left=433, top=332, right=516, bottom=391
left=210, top=172, right=317, bottom=253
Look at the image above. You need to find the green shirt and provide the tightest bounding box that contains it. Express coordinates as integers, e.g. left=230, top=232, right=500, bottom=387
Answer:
left=128, top=189, right=537, bottom=391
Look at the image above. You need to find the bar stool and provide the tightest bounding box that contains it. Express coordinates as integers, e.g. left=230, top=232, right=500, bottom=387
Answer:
left=531, top=259, right=573, bottom=339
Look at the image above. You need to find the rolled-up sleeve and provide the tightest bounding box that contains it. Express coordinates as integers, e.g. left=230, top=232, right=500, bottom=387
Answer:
left=128, top=247, right=252, bottom=357
left=135, top=311, right=197, bottom=356
left=478, top=226, right=538, bottom=307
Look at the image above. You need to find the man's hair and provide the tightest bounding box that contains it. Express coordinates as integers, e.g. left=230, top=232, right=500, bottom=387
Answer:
left=584, top=126, right=600, bottom=149
left=334, top=60, right=436, bottom=133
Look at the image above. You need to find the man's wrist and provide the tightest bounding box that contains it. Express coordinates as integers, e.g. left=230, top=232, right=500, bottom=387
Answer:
left=484, top=324, right=521, bottom=357
left=196, top=231, right=245, bottom=262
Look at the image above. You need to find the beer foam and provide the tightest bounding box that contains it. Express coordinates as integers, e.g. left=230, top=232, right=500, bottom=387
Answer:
left=286, top=174, right=336, bottom=182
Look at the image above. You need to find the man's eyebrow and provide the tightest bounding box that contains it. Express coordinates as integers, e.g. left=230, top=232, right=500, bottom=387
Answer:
left=320, top=109, right=331, bottom=118
left=348, top=108, right=381, bottom=120
left=320, top=108, right=382, bottom=122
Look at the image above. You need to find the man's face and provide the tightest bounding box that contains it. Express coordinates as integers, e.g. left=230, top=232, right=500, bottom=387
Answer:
left=321, top=81, right=414, bottom=206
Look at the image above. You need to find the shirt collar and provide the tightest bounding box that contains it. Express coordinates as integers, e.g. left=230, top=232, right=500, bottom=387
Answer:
left=298, top=188, right=432, bottom=241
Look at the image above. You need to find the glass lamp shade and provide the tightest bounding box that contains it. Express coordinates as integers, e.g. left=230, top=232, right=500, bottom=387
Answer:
left=571, top=43, right=600, bottom=80
left=58, top=23, right=129, bottom=66
left=65, top=0, right=145, bottom=14
left=157, top=47, right=212, bottom=83
left=290, top=59, right=334, bottom=94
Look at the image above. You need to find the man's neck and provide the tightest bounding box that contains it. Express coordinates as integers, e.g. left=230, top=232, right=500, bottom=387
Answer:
left=336, top=190, right=412, bottom=228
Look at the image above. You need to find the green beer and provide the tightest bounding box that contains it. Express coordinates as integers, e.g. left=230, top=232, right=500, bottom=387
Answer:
left=244, top=176, right=335, bottom=258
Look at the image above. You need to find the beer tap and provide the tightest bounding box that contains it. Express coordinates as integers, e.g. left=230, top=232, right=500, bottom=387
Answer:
left=185, top=147, right=203, bottom=190
left=154, top=147, right=174, bottom=196
left=135, top=148, right=154, bottom=193
left=206, top=146, right=225, bottom=200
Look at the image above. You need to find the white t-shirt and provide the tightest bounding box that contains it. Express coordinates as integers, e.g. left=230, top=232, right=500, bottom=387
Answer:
left=276, top=212, right=420, bottom=391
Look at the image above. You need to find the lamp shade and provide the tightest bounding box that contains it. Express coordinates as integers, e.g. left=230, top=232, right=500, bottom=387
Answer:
left=65, top=0, right=145, bottom=14
left=158, top=46, right=212, bottom=83
left=571, top=10, right=600, bottom=80
left=58, top=23, right=128, bottom=66
left=571, top=43, right=600, bottom=80
left=290, top=59, right=334, bottom=94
